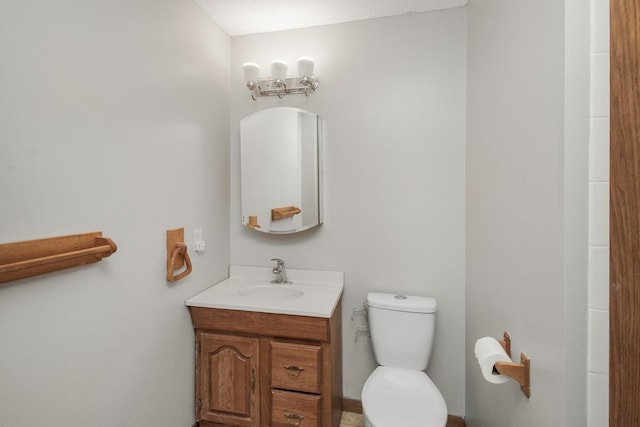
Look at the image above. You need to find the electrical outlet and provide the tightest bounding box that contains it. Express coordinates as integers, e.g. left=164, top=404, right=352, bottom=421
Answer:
left=193, top=229, right=205, bottom=253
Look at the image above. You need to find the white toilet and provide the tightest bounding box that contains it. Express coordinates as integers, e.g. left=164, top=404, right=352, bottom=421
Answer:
left=362, top=292, right=447, bottom=427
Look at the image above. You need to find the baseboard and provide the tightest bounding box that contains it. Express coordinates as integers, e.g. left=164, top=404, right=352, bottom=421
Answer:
left=447, top=415, right=466, bottom=427
left=343, top=398, right=465, bottom=427
left=342, top=398, right=363, bottom=413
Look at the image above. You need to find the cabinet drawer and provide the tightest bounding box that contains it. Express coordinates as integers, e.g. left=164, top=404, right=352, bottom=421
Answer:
left=271, top=341, right=321, bottom=393
left=271, top=389, right=321, bottom=427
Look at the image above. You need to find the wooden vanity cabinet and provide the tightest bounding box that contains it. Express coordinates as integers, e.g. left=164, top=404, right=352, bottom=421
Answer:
left=190, top=301, right=342, bottom=427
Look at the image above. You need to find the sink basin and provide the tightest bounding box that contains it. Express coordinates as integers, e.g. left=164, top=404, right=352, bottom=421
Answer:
left=238, top=284, right=304, bottom=301
left=185, top=266, right=344, bottom=317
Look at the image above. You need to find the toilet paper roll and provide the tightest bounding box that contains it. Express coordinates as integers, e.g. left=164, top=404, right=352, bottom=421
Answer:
left=474, top=337, right=512, bottom=384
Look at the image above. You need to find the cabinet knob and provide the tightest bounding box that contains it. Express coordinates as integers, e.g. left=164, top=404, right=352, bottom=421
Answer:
left=284, top=412, right=305, bottom=426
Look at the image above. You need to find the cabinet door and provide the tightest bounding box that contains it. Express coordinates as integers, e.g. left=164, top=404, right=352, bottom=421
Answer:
left=196, top=331, right=260, bottom=427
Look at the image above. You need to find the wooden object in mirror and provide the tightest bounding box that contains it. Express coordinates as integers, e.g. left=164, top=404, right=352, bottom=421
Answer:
left=271, top=206, right=302, bottom=221
left=247, top=216, right=261, bottom=229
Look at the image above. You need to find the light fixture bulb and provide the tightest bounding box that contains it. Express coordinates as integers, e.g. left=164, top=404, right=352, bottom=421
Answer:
left=271, top=60, right=288, bottom=81
left=242, top=62, right=260, bottom=83
left=297, top=57, right=315, bottom=77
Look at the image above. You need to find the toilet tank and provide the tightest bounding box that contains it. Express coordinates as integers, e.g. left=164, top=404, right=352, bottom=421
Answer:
left=366, top=292, right=437, bottom=371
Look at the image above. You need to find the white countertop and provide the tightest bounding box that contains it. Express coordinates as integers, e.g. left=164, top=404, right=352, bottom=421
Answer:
left=185, top=265, right=344, bottom=318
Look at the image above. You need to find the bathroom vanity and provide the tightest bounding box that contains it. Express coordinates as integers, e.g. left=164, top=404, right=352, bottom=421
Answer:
left=186, top=266, right=343, bottom=427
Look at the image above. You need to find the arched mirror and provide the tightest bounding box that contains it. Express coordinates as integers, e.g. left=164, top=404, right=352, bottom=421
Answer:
left=240, top=107, right=323, bottom=234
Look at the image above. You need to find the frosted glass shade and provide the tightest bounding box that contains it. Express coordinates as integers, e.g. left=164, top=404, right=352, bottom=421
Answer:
left=243, top=63, right=260, bottom=83
left=297, top=57, right=315, bottom=77
left=271, top=60, right=288, bottom=80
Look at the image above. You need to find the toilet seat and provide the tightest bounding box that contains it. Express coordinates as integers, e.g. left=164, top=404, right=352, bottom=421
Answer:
left=362, top=366, right=447, bottom=427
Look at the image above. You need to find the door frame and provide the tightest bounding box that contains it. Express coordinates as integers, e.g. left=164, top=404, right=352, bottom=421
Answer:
left=610, top=0, right=640, bottom=424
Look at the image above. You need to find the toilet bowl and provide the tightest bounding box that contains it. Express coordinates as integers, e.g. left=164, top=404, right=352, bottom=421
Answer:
left=362, top=292, right=448, bottom=427
left=362, top=367, right=447, bottom=427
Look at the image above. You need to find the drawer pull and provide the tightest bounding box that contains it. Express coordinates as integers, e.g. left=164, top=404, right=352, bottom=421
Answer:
left=284, top=412, right=305, bottom=426
left=283, top=365, right=305, bottom=377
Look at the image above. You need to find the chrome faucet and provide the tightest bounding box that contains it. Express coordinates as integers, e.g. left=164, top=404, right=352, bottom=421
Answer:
left=271, top=258, right=289, bottom=284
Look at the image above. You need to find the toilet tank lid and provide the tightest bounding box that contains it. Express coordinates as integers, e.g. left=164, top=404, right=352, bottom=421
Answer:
left=366, top=292, right=437, bottom=313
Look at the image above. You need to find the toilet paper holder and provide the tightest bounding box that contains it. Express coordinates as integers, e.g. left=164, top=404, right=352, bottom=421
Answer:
left=495, top=331, right=531, bottom=398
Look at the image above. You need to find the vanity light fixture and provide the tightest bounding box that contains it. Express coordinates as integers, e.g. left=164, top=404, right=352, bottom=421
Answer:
left=242, top=57, right=319, bottom=100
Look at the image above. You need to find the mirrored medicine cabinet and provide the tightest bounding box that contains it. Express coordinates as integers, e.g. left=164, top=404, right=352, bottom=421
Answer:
left=240, top=107, right=323, bottom=234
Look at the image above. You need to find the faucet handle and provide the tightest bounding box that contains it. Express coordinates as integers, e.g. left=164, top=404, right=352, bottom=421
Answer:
left=271, top=258, right=285, bottom=267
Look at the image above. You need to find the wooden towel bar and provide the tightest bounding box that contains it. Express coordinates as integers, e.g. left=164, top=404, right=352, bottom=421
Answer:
left=271, top=206, right=301, bottom=221
left=0, top=232, right=117, bottom=284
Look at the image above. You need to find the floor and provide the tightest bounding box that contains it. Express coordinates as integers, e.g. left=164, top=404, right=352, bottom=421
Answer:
left=340, top=411, right=365, bottom=427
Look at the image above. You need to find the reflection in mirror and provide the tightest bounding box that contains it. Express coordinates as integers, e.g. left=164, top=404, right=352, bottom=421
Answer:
left=241, top=107, right=323, bottom=234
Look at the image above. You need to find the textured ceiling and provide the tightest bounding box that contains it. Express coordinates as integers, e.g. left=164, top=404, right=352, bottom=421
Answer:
left=193, top=0, right=468, bottom=36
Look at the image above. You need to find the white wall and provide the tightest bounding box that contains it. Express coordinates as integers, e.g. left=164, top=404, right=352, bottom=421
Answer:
left=229, top=10, right=468, bottom=415
left=0, top=1, right=230, bottom=426
left=565, top=0, right=590, bottom=423
left=466, top=0, right=589, bottom=425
